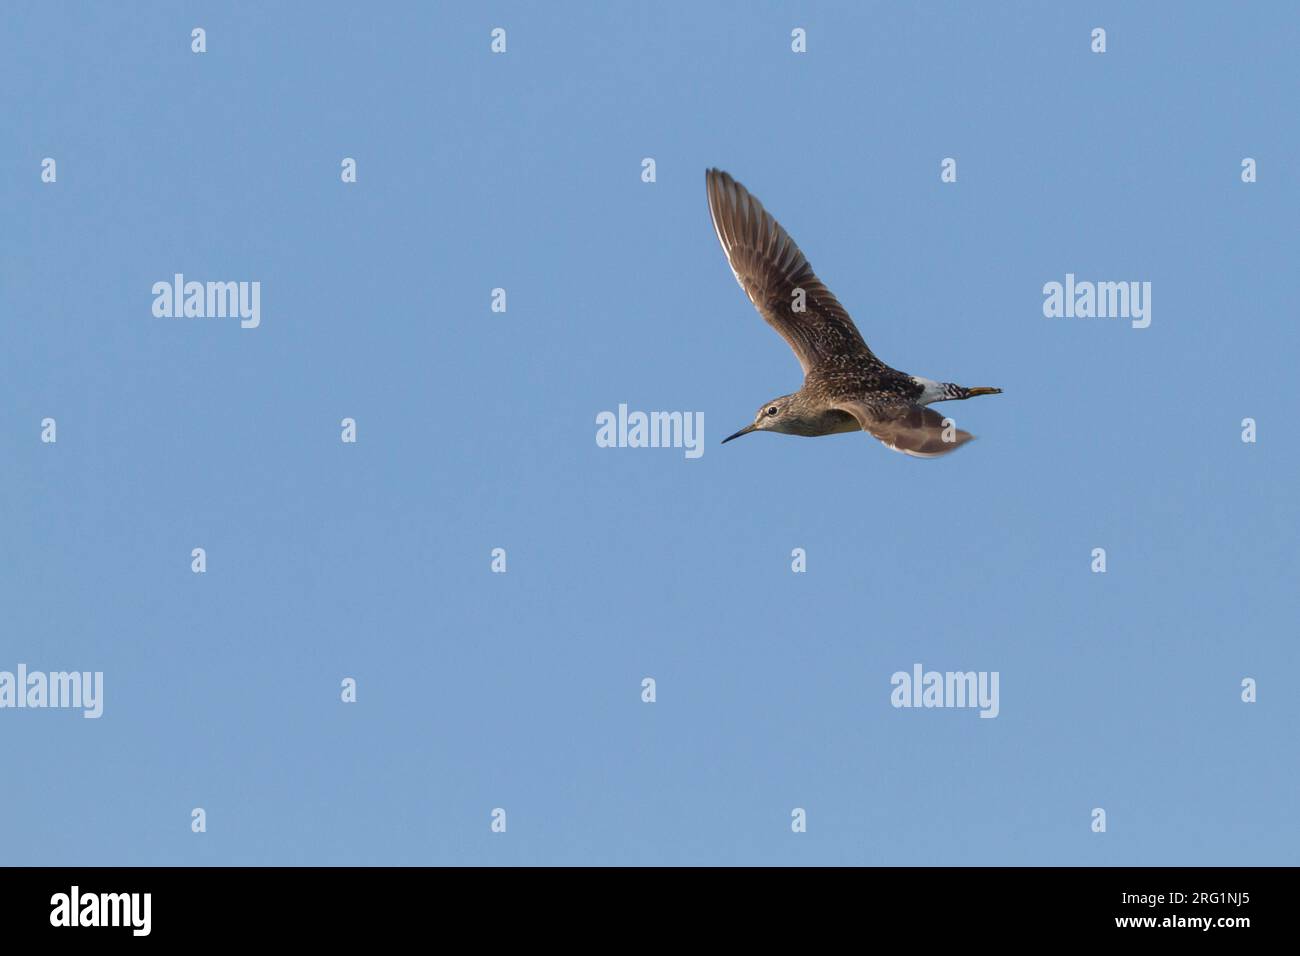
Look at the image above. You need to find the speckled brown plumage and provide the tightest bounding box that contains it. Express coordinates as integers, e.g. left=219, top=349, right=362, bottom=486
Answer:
left=706, top=169, right=1002, bottom=458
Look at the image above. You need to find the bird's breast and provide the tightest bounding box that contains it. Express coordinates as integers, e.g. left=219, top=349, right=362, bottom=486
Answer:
left=816, top=409, right=863, bottom=436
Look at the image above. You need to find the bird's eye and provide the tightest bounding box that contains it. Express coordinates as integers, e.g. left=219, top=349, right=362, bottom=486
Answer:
left=766, top=406, right=778, bottom=416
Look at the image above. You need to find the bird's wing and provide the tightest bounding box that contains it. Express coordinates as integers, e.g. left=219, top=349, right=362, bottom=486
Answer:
left=833, top=399, right=974, bottom=458
left=706, top=169, right=876, bottom=375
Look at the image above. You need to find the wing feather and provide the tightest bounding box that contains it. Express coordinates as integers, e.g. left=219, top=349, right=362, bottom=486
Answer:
left=706, top=169, right=876, bottom=374
left=834, top=399, right=975, bottom=458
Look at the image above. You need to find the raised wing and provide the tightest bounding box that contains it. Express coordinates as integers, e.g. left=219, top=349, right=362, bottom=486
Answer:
left=706, top=169, right=876, bottom=374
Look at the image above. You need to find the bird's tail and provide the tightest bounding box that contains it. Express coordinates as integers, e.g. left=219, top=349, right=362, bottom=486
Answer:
left=948, top=385, right=1002, bottom=400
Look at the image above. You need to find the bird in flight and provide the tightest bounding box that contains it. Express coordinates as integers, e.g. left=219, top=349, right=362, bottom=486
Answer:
left=707, top=169, right=1001, bottom=457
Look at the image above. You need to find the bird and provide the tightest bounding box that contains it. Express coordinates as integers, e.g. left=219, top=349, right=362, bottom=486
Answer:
left=706, top=169, right=1002, bottom=457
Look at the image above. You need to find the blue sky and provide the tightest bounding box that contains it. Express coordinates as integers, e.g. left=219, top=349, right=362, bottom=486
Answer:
left=2, top=1, right=1296, bottom=865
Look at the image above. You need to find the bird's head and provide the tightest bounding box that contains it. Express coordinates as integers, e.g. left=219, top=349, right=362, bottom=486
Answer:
left=722, top=394, right=804, bottom=443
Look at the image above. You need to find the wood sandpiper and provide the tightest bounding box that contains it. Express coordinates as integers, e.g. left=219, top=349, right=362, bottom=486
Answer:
left=708, top=169, right=1002, bottom=457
